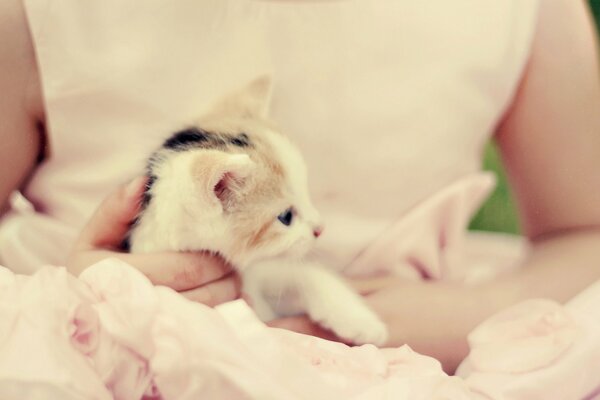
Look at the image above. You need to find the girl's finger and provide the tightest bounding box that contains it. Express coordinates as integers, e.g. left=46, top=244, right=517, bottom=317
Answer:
left=68, top=249, right=233, bottom=292
left=124, top=251, right=234, bottom=291
left=179, top=273, right=241, bottom=307
left=76, top=177, right=147, bottom=250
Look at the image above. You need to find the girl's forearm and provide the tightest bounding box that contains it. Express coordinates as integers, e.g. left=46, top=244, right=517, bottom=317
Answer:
left=490, top=228, right=600, bottom=306
left=371, top=228, right=600, bottom=373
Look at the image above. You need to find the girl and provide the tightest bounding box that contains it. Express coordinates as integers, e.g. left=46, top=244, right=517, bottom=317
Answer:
left=1, top=0, right=600, bottom=374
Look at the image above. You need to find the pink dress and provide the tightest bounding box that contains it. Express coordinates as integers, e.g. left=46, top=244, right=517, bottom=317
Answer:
left=1, top=0, right=537, bottom=275
left=3, top=1, right=600, bottom=399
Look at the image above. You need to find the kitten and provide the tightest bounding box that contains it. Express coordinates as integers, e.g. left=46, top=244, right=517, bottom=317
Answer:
left=128, top=77, right=388, bottom=346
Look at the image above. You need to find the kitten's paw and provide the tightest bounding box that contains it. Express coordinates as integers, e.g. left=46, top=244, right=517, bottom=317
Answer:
left=245, top=294, right=277, bottom=321
left=318, top=309, right=388, bottom=346
left=253, top=303, right=277, bottom=322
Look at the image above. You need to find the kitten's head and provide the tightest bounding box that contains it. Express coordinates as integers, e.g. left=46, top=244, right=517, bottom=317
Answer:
left=141, top=77, right=323, bottom=268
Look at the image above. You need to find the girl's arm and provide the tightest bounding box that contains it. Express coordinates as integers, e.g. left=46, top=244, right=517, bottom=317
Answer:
left=0, top=0, right=45, bottom=216
left=494, top=0, right=600, bottom=303
left=271, top=0, right=600, bottom=374
left=376, top=0, right=600, bottom=371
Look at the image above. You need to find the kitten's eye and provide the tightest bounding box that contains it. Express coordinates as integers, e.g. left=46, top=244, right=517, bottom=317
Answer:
left=277, top=208, right=294, bottom=226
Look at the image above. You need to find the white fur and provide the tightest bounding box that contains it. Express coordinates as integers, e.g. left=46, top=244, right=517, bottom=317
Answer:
left=130, top=150, right=232, bottom=253
left=264, top=130, right=321, bottom=228
left=129, top=77, right=388, bottom=346
left=243, top=260, right=388, bottom=345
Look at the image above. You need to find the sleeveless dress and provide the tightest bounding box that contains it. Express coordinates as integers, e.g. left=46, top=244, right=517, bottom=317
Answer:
left=1, top=0, right=537, bottom=278
left=3, top=1, right=600, bottom=399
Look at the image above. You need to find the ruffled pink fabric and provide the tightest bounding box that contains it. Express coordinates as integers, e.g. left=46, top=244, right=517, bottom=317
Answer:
left=458, top=283, right=600, bottom=399
left=0, top=259, right=477, bottom=400
left=466, top=299, right=578, bottom=374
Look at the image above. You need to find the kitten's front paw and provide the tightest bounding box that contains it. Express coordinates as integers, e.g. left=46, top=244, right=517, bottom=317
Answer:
left=250, top=298, right=277, bottom=322
left=318, top=308, right=388, bottom=346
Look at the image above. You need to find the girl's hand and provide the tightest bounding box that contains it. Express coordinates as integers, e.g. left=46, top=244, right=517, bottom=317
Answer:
left=67, top=177, right=240, bottom=306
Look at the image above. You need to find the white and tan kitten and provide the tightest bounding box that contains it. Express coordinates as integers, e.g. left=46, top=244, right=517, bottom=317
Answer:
left=128, top=77, right=387, bottom=345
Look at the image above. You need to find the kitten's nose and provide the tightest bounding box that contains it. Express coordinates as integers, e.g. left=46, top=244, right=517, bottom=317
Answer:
left=313, top=226, right=324, bottom=238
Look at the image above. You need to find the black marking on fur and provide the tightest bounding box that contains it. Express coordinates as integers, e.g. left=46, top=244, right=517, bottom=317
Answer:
left=120, top=236, right=131, bottom=252
left=126, top=127, right=254, bottom=253
left=163, top=127, right=213, bottom=150
left=163, top=128, right=253, bottom=152
left=230, top=133, right=251, bottom=148
left=141, top=174, right=157, bottom=209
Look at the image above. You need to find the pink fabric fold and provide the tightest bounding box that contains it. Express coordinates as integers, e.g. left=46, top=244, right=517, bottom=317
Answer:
left=458, top=282, right=600, bottom=399
left=0, top=259, right=478, bottom=399
left=466, top=299, right=578, bottom=374
left=0, top=267, right=113, bottom=400
left=345, top=172, right=524, bottom=284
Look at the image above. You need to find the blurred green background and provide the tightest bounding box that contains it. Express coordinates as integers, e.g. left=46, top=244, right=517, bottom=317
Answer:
left=468, top=0, right=600, bottom=234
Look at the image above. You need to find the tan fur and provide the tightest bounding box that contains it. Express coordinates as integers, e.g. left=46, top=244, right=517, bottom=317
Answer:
left=129, top=77, right=387, bottom=345
left=186, top=81, right=297, bottom=261
left=248, top=219, right=277, bottom=248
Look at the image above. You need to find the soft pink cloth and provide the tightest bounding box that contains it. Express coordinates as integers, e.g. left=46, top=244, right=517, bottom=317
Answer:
left=2, top=259, right=600, bottom=399
left=457, top=283, right=600, bottom=400
left=0, top=259, right=478, bottom=400
left=343, top=172, right=527, bottom=283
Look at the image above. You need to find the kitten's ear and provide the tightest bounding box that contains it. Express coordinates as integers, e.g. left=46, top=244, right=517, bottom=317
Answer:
left=210, top=75, right=272, bottom=119
left=191, top=150, right=255, bottom=212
